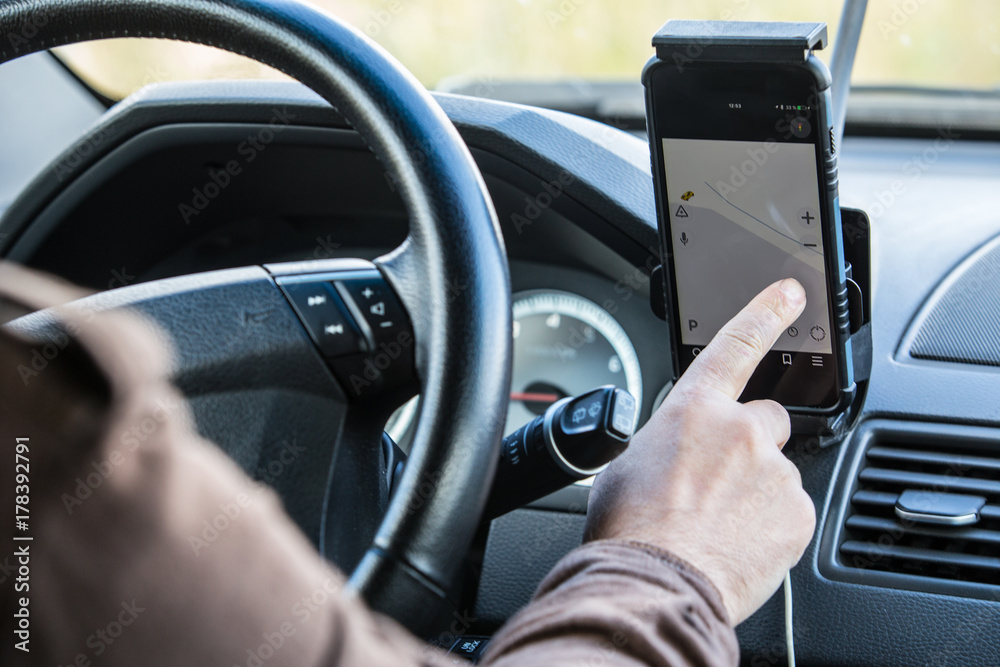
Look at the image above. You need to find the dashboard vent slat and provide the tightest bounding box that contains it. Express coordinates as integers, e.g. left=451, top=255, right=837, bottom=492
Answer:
left=839, top=432, right=1000, bottom=588
left=858, top=468, right=1000, bottom=498
left=850, top=489, right=899, bottom=508
left=841, top=541, right=1000, bottom=574
left=866, top=446, right=1000, bottom=474
left=846, top=515, right=1000, bottom=547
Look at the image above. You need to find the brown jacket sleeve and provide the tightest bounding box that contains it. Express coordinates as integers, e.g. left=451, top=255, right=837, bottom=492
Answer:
left=0, top=264, right=737, bottom=667
left=482, top=541, right=738, bottom=667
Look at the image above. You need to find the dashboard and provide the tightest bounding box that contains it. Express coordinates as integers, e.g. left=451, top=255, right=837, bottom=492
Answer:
left=2, top=75, right=1000, bottom=665
left=390, top=276, right=661, bottom=453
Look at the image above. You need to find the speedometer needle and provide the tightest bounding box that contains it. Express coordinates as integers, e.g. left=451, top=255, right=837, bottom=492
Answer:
left=510, top=392, right=561, bottom=404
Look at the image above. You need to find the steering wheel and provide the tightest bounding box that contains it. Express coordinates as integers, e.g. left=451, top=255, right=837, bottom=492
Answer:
left=0, top=0, right=512, bottom=631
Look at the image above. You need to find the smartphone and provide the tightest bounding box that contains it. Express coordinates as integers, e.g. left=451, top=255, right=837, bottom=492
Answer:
left=644, top=55, right=853, bottom=412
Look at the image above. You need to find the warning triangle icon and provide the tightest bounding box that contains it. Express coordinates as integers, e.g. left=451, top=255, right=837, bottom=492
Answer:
left=675, top=205, right=689, bottom=218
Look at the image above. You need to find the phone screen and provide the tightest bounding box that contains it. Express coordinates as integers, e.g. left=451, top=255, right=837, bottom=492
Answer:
left=648, top=63, right=844, bottom=408
left=663, top=137, right=831, bottom=355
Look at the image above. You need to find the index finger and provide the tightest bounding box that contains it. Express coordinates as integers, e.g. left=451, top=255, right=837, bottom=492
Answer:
left=681, top=279, right=807, bottom=400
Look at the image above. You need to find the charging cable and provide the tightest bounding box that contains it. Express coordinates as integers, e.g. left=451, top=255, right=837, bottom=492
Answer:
left=783, top=572, right=796, bottom=667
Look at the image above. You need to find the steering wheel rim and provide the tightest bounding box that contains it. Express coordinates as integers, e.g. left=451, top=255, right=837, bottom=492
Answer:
left=0, top=0, right=512, bottom=627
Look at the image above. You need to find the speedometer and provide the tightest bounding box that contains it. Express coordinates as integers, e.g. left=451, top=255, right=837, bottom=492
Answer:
left=507, top=290, right=642, bottom=434
left=385, top=290, right=643, bottom=453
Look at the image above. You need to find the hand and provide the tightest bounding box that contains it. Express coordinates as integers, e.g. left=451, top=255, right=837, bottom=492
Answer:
left=585, top=279, right=816, bottom=625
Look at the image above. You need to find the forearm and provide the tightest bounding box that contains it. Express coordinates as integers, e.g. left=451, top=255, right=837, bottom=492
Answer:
left=483, top=540, right=739, bottom=667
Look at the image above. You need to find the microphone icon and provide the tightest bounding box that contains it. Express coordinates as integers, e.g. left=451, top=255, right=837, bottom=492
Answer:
left=679, top=232, right=689, bottom=246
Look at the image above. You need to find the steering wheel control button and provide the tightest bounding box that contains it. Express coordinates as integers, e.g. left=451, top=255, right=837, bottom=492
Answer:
left=276, top=270, right=415, bottom=398
left=322, top=271, right=416, bottom=399
left=279, top=280, right=366, bottom=359
left=336, top=275, right=410, bottom=345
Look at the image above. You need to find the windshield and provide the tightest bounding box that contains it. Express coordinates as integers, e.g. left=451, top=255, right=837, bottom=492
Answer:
left=55, top=0, right=1000, bottom=101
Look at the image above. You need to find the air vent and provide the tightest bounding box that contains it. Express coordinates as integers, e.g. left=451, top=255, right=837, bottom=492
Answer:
left=838, top=427, right=1000, bottom=588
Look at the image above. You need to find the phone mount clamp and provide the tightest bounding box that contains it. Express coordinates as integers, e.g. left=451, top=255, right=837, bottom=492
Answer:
left=646, top=21, right=873, bottom=445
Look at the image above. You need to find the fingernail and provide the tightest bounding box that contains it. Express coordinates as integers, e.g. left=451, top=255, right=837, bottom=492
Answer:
left=779, top=279, right=805, bottom=306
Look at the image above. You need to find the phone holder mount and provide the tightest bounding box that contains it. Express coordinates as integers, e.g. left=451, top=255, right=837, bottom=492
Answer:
left=646, top=21, right=873, bottom=445
left=650, top=19, right=828, bottom=64
left=787, top=205, right=873, bottom=445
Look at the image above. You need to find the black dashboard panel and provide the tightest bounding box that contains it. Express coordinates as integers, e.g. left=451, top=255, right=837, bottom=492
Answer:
left=2, top=81, right=1000, bottom=665
left=903, top=234, right=1000, bottom=368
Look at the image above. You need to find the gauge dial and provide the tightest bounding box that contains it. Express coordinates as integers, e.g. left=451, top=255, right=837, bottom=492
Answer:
left=385, top=290, right=643, bottom=454
left=507, top=290, right=642, bottom=434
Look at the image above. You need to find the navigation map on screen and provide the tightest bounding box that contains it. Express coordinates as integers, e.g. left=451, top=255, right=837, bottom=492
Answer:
left=663, top=137, right=833, bottom=355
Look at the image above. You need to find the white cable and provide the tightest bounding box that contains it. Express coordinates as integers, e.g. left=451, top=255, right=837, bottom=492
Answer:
left=783, top=572, right=796, bottom=667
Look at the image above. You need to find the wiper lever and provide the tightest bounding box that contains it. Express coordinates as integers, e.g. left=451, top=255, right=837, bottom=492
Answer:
left=482, top=385, right=636, bottom=520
